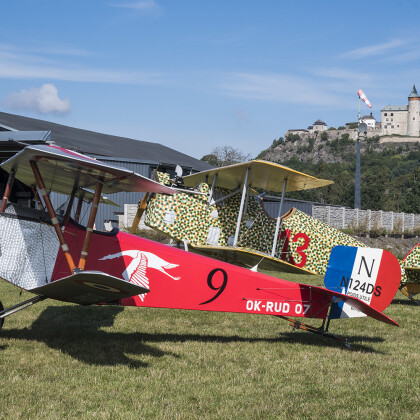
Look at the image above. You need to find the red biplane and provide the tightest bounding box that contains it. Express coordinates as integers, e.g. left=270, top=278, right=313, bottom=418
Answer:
left=0, top=145, right=402, bottom=347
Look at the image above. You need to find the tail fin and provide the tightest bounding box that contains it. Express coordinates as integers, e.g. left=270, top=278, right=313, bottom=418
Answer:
left=324, top=246, right=401, bottom=320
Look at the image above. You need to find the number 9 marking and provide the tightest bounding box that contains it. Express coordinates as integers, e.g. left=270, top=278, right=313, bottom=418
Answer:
left=199, top=268, right=228, bottom=305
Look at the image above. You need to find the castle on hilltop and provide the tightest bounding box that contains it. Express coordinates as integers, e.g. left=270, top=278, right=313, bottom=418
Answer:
left=285, top=119, right=327, bottom=137
left=284, top=85, right=420, bottom=140
left=381, top=85, right=420, bottom=136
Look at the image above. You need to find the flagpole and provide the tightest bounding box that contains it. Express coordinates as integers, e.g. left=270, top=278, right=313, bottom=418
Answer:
left=355, top=94, right=362, bottom=210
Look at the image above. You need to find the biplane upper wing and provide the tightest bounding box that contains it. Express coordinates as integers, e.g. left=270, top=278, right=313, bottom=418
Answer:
left=1, top=144, right=175, bottom=195
left=182, top=159, right=333, bottom=192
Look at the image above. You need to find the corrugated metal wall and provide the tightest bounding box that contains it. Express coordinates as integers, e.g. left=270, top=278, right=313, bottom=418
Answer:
left=50, top=159, right=152, bottom=230
left=96, top=159, right=151, bottom=230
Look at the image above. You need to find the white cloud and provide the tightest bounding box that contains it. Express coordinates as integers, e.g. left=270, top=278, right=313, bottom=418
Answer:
left=110, top=0, right=160, bottom=14
left=0, top=43, right=92, bottom=58
left=6, top=84, right=71, bottom=115
left=219, top=73, right=341, bottom=107
left=309, top=67, right=372, bottom=83
left=339, top=39, right=405, bottom=60
left=0, top=47, right=163, bottom=85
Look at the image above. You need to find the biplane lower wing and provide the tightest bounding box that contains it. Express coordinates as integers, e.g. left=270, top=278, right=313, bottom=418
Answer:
left=189, top=244, right=314, bottom=274
left=400, top=267, right=420, bottom=300
left=31, top=271, right=149, bottom=305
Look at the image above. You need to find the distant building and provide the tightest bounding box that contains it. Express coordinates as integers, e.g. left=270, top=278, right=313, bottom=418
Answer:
left=309, top=119, right=327, bottom=133
left=285, top=129, right=309, bottom=136
left=284, top=120, right=327, bottom=138
left=360, top=112, right=376, bottom=128
left=345, top=122, right=358, bottom=128
left=381, top=85, right=420, bottom=136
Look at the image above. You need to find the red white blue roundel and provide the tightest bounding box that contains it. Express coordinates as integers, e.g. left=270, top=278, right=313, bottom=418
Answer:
left=324, top=246, right=401, bottom=319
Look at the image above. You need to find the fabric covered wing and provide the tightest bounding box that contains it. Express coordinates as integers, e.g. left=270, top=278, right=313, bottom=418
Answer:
left=1, top=144, right=176, bottom=195
left=31, top=271, right=149, bottom=305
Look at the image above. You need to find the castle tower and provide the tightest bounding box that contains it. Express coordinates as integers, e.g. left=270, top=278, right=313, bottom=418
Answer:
left=407, top=85, right=420, bottom=136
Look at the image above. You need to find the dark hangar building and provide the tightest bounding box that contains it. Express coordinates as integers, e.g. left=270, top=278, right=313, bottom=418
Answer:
left=0, top=112, right=212, bottom=229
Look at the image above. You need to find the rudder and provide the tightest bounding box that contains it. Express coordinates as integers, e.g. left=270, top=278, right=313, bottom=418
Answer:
left=324, top=246, right=401, bottom=319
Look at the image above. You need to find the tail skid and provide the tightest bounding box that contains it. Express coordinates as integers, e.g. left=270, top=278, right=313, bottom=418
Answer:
left=278, top=315, right=351, bottom=349
left=276, top=287, right=399, bottom=349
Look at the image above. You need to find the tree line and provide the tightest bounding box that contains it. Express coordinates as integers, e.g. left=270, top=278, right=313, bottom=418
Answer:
left=201, top=145, right=420, bottom=214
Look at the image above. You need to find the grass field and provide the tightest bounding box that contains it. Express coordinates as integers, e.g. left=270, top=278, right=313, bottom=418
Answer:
left=0, top=272, right=419, bottom=419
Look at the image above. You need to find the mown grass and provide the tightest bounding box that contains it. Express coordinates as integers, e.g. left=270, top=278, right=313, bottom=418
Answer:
left=0, top=273, right=419, bottom=420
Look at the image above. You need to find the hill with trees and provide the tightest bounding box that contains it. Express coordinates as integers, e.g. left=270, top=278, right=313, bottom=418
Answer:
left=255, top=131, right=420, bottom=213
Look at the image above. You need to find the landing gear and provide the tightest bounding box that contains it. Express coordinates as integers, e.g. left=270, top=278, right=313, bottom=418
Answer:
left=399, top=283, right=420, bottom=305
left=0, top=295, right=47, bottom=335
left=0, top=301, right=4, bottom=334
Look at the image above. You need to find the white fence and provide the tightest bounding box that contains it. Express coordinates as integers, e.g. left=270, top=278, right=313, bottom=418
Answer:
left=117, top=204, right=150, bottom=230
left=312, top=205, right=420, bottom=233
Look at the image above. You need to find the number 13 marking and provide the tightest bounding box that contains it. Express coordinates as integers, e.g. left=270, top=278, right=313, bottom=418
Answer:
left=279, top=230, right=310, bottom=268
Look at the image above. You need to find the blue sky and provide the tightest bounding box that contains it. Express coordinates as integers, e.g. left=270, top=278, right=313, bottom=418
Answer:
left=1, top=1, right=420, bottom=159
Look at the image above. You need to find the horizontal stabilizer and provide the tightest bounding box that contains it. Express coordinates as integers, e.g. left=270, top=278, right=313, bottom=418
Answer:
left=322, top=288, right=399, bottom=326
left=31, top=271, right=149, bottom=305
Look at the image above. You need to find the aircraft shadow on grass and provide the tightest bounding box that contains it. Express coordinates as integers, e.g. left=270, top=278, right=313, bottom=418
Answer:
left=1, top=306, right=178, bottom=368
left=391, top=298, right=419, bottom=306
left=1, top=306, right=384, bottom=362
left=277, top=332, right=385, bottom=354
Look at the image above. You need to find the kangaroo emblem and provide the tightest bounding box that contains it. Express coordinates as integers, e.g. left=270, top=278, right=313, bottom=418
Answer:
left=99, top=250, right=180, bottom=301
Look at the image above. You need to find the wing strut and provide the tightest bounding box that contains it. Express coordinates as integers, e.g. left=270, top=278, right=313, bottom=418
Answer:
left=130, top=192, right=149, bottom=234
left=30, top=161, right=77, bottom=274
left=207, top=174, right=218, bottom=207
left=0, top=169, right=15, bottom=212
left=77, top=178, right=103, bottom=270
left=63, top=188, right=76, bottom=225
left=233, top=168, right=250, bottom=247
left=271, top=178, right=287, bottom=257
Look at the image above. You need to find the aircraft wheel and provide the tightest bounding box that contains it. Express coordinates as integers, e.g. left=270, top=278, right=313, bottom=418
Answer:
left=0, top=301, right=3, bottom=334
